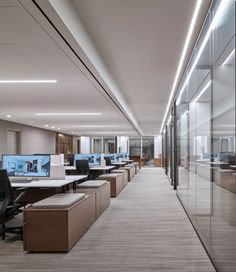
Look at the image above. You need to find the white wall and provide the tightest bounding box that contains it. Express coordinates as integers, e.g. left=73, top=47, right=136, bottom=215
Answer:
left=0, top=119, right=56, bottom=156
left=154, top=135, right=162, bottom=158
left=117, top=136, right=129, bottom=153
left=80, top=136, right=90, bottom=153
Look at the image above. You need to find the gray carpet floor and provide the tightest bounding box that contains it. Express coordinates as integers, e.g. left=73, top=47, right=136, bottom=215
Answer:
left=0, top=168, right=215, bottom=272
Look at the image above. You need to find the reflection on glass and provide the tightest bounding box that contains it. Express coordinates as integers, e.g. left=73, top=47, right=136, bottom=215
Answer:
left=176, top=1, right=235, bottom=271
left=92, top=138, right=103, bottom=153
left=142, top=137, right=154, bottom=166
left=103, top=137, right=115, bottom=153
left=129, top=137, right=141, bottom=156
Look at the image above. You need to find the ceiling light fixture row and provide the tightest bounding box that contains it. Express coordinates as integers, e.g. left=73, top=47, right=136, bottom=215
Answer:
left=0, top=80, right=57, bottom=83
left=160, top=0, right=203, bottom=133
left=36, top=113, right=102, bottom=116
left=161, top=0, right=231, bottom=133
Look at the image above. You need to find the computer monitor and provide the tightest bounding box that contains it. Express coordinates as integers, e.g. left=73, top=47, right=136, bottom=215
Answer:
left=104, top=153, right=114, bottom=160
left=74, top=154, right=101, bottom=165
left=2, top=155, right=50, bottom=177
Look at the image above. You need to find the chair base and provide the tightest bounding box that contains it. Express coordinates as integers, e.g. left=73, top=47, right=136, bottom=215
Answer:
left=0, top=224, right=23, bottom=240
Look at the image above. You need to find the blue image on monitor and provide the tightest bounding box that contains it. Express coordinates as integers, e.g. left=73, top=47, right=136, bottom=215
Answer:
left=104, top=153, right=115, bottom=160
left=74, top=154, right=101, bottom=165
left=93, top=154, right=101, bottom=165
left=2, top=155, right=50, bottom=177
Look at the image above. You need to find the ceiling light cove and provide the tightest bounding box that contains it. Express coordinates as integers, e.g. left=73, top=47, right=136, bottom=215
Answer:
left=0, top=80, right=57, bottom=83
left=72, top=125, right=118, bottom=128
left=160, top=0, right=203, bottom=133
left=35, top=113, right=102, bottom=116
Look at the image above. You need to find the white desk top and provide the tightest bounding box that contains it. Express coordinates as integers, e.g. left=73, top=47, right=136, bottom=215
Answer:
left=11, top=179, right=75, bottom=188
left=90, top=166, right=115, bottom=171
left=217, top=169, right=235, bottom=173
left=111, top=162, right=127, bottom=166
left=230, top=165, right=236, bottom=168
left=122, top=159, right=133, bottom=163
left=196, top=159, right=210, bottom=162
left=65, top=175, right=87, bottom=180
left=65, top=166, right=76, bottom=170
left=207, top=161, right=228, bottom=165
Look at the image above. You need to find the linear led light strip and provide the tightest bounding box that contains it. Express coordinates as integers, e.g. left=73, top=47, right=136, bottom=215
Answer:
left=175, top=0, right=231, bottom=106
left=35, top=113, right=101, bottom=116
left=166, top=115, right=171, bottom=126
left=0, top=80, right=57, bottom=83
left=223, top=48, right=235, bottom=65
left=193, top=80, right=211, bottom=102
left=159, top=0, right=203, bottom=133
left=161, top=0, right=231, bottom=133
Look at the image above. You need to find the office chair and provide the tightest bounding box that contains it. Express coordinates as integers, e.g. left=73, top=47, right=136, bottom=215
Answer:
left=0, top=169, right=28, bottom=240
left=104, top=157, right=111, bottom=166
left=75, top=160, right=91, bottom=188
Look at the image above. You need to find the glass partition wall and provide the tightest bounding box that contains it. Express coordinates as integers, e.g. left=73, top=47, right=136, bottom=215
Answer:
left=129, top=137, right=154, bottom=166
left=174, top=1, right=235, bottom=271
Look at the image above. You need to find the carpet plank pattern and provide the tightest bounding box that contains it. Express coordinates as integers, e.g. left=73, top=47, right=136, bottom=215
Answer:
left=0, top=168, right=215, bottom=272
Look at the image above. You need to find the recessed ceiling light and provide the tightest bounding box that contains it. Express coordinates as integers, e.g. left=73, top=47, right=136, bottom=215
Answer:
left=72, top=131, right=75, bottom=134
left=0, top=80, right=57, bottom=83
left=35, top=113, right=102, bottom=116
left=6, top=114, right=12, bottom=118
left=51, top=126, right=55, bottom=129
left=44, top=124, right=49, bottom=127
left=57, top=128, right=61, bottom=130
left=75, top=132, right=79, bottom=135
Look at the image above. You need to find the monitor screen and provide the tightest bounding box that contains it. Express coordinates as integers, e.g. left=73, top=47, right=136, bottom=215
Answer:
left=74, top=154, right=101, bottom=165
left=104, top=154, right=115, bottom=160
left=2, top=155, right=50, bottom=177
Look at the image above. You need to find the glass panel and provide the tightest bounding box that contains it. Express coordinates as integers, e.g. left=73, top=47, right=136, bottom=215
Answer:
left=142, top=137, right=154, bottom=166
left=129, top=137, right=141, bottom=156
left=176, top=1, right=236, bottom=271
left=211, top=1, right=236, bottom=271
left=92, top=138, right=103, bottom=153
left=103, top=137, right=115, bottom=153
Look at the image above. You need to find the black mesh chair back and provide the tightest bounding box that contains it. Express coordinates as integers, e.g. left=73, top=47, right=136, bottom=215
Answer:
left=104, top=157, right=111, bottom=166
left=75, top=160, right=90, bottom=176
left=0, top=169, right=13, bottom=221
left=0, top=169, right=27, bottom=240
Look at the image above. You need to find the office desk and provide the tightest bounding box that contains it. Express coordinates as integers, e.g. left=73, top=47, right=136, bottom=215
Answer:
left=111, top=162, right=127, bottom=167
left=11, top=179, right=82, bottom=204
left=65, top=166, right=76, bottom=171
left=122, top=159, right=134, bottom=163
left=90, top=166, right=115, bottom=171
left=90, top=166, right=115, bottom=179
left=207, top=162, right=228, bottom=165
left=65, top=175, right=88, bottom=181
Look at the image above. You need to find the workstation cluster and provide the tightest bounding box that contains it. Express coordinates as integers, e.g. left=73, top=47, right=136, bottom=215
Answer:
left=0, top=152, right=139, bottom=252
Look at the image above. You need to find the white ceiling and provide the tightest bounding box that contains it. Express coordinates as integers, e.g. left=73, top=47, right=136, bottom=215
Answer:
left=0, top=0, right=211, bottom=136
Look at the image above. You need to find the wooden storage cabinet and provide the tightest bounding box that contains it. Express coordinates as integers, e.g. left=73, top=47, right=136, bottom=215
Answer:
left=23, top=193, right=96, bottom=252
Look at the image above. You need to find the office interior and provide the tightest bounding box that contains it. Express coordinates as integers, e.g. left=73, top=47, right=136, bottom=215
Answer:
left=0, top=0, right=235, bottom=272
